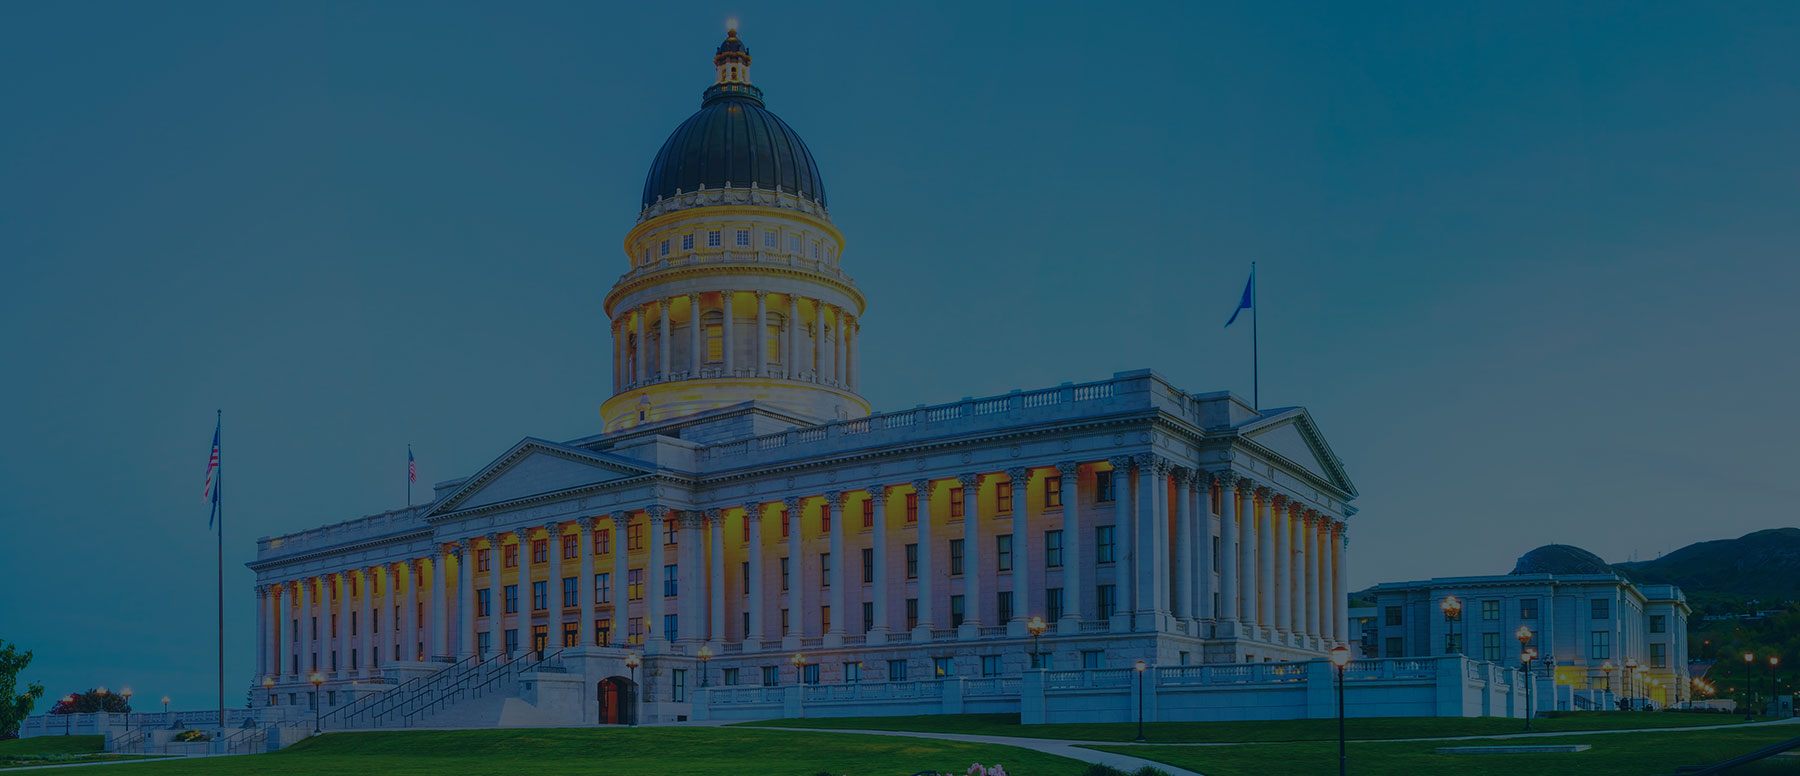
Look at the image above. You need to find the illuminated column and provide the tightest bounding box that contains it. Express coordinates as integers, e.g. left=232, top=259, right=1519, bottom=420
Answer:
left=1258, top=488, right=1277, bottom=634
left=809, top=308, right=822, bottom=383
left=833, top=307, right=846, bottom=386
left=576, top=519, right=595, bottom=648
left=847, top=318, right=859, bottom=390
left=1302, top=512, right=1319, bottom=640
left=754, top=291, right=769, bottom=377
left=1055, top=462, right=1082, bottom=633
left=1238, top=481, right=1259, bottom=635
left=485, top=534, right=503, bottom=657
left=400, top=560, right=420, bottom=661
left=867, top=485, right=890, bottom=645
left=1173, top=469, right=1194, bottom=623
left=455, top=543, right=474, bottom=659
left=1272, top=495, right=1290, bottom=638
left=544, top=522, right=562, bottom=650
left=355, top=572, right=372, bottom=676
left=910, top=479, right=935, bottom=641
left=1333, top=521, right=1349, bottom=644
left=1195, top=475, right=1214, bottom=622
left=645, top=506, right=668, bottom=651
left=1315, top=519, right=1331, bottom=644
left=632, top=309, right=646, bottom=387
left=743, top=502, right=765, bottom=650
left=825, top=491, right=846, bottom=645
left=333, top=571, right=351, bottom=675
left=819, top=309, right=835, bottom=387
left=297, top=578, right=312, bottom=672
left=707, top=509, right=725, bottom=644
left=254, top=585, right=268, bottom=679
left=1134, top=455, right=1167, bottom=629
left=657, top=299, right=671, bottom=382
left=678, top=511, right=705, bottom=643
left=721, top=291, right=736, bottom=376
left=686, top=293, right=701, bottom=377
left=1288, top=502, right=1304, bottom=636
left=1108, top=457, right=1135, bottom=629
left=957, top=473, right=984, bottom=636
left=268, top=585, right=284, bottom=679
left=433, top=548, right=450, bottom=658
left=1007, top=468, right=1031, bottom=633
left=783, top=496, right=804, bottom=648
left=610, top=513, right=630, bottom=647
left=784, top=295, right=800, bottom=379
left=1215, top=475, right=1239, bottom=626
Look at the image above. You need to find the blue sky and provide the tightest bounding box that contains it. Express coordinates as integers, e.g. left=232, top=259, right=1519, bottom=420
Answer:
left=2, top=1, right=1796, bottom=709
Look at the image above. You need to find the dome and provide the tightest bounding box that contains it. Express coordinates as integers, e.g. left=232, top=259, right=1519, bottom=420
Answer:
left=640, top=31, right=826, bottom=209
left=1510, top=544, right=1619, bottom=577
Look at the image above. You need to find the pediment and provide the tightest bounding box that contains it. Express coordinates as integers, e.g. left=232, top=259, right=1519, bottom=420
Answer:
left=1240, top=410, right=1357, bottom=497
left=429, top=438, right=650, bottom=515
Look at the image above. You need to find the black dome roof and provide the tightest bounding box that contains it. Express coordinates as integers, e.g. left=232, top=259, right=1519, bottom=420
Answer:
left=1510, top=544, right=1619, bottom=577
left=640, top=90, right=827, bottom=210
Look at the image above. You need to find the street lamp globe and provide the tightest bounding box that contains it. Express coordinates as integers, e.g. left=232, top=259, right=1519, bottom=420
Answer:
left=1440, top=595, right=1462, bottom=619
left=1514, top=625, right=1533, bottom=645
left=1027, top=615, right=1047, bottom=637
left=1330, top=645, right=1352, bottom=668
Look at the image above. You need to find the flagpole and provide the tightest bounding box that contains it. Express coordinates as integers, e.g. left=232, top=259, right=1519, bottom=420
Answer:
left=1251, top=262, right=1259, bottom=412
left=215, top=409, right=224, bottom=734
left=407, top=445, right=413, bottom=506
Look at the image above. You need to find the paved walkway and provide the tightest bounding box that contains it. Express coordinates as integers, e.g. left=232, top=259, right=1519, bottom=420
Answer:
left=754, top=725, right=1206, bottom=776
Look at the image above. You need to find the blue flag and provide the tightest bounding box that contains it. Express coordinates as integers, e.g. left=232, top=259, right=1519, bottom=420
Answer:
left=1224, top=267, right=1254, bottom=328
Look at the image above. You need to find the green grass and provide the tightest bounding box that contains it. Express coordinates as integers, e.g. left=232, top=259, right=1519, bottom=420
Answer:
left=1089, top=726, right=1800, bottom=776
left=0, top=735, right=162, bottom=770
left=40, top=727, right=1088, bottom=775
left=737, top=711, right=1772, bottom=743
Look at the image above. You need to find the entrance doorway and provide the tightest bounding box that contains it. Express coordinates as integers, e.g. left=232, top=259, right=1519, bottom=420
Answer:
left=598, top=676, right=636, bottom=725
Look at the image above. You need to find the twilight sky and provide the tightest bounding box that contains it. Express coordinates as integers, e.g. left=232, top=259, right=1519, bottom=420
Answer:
left=2, top=1, right=1796, bottom=709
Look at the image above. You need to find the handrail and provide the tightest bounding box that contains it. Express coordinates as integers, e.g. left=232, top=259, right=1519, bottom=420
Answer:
left=217, top=725, right=265, bottom=754
left=398, top=649, right=563, bottom=727
left=1673, top=734, right=1800, bottom=775
left=367, top=654, right=483, bottom=727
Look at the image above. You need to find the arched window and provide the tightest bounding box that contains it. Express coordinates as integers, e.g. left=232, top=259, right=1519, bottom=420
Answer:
left=765, top=313, right=784, bottom=364
left=702, top=311, right=725, bottom=363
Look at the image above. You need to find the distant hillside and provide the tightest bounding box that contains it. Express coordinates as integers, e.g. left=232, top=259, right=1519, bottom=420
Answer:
left=1616, top=528, right=1800, bottom=611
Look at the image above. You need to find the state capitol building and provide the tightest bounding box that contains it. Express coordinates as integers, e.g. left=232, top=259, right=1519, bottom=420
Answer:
left=247, top=30, right=1359, bottom=726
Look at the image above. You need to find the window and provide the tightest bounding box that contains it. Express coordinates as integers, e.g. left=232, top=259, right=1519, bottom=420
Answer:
left=950, top=487, right=965, bottom=517
left=1482, top=632, right=1501, bottom=661
left=596, top=619, right=611, bottom=647
left=949, top=539, right=964, bottom=576
left=705, top=323, right=722, bottom=362
left=1097, top=585, right=1116, bottom=618
left=981, top=655, right=1002, bottom=677
left=906, top=598, right=918, bottom=630
left=1045, top=530, right=1063, bottom=568
left=1385, top=637, right=1404, bottom=657
left=628, top=617, right=643, bottom=645
left=862, top=548, right=873, bottom=584
left=862, top=499, right=874, bottom=529
left=627, top=523, right=645, bottom=551
left=905, top=493, right=918, bottom=523
left=821, top=605, right=831, bottom=633
left=664, top=520, right=677, bottom=546
left=706, top=230, right=721, bottom=248
left=1650, top=615, right=1666, bottom=634
left=596, top=528, right=610, bottom=555
left=1046, top=587, right=1064, bottom=621
left=477, top=632, right=491, bottom=656
left=767, top=324, right=781, bottom=362
left=1651, top=643, right=1667, bottom=668
left=844, top=661, right=861, bottom=683
left=659, top=239, right=670, bottom=257
left=1045, top=476, right=1062, bottom=508
left=664, top=614, right=678, bottom=643
left=664, top=564, right=678, bottom=597
left=562, top=534, right=577, bottom=560
left=504, top=584, right=518, bottom=614
left=781, top=608, right=788, bottom=632
left=820, top=553, right=831, bottom=588
left=803, top=663, right=820, bottom=684
left=811, top=241, right=821, bottom=260
left=531, top=581, right=547, bottom=611
left=741, top=561, right=749, bottom=588
left=820, top=509, right=831, bottom=534
left=1096, top=526, right=1115, bottom=563
left=780, top=557, right=789, bottom=591
left=787, top=234, right=801, bottom=254
left=532, top=625, right=547, bottom=653
left=595, top=573, right=611, bottom=604
left=1591, top=598, right=1610, bottom=619
left=762, top=230, right=777, bottom=249
left=681, top=234, right=694, bottom=251
left=862, top=601, right=874, bottom=632
left=997, top=591, right=1013, bottom=624
left=1385, top=606, right=1403, bottom=626
left=640, top=248, right=649, bottom=265
left=996, top=534, right=1013, bottom=572
left=934, top=657, right=955, bottom=677
left=735, top=229, right=750, bottom=247
left=1590, top=630, right=1611, bottom=660
left=1082, top=651, right=1103, bottom=669
left=477, top=589, right=491, bottom=617
left=1096, top=469, right=1117, bottom=503
left=762, top=666, right=779, bottom=686
left=781, top=509, right=790, bottom=539
left=1481, top=600, right=1499, bottom=621
left=742, top=611, right=749, bottom=638
left=723, top=667, right=740, bottom=686
left=1519, top=598, right=1538, bottom=619
left=667, top=669, right=685, bottom=703
left=627, top=569, right=643, bottom=600
left=504, top=629, right=518, bottom=654
left=477, top=548, right=490, bottom=572
left=950, top=595, right=965, bottom=627
left=996, top=481, right=1013, bottom=513
left=531, top=539, right=547, bottom=564
left=562, top=577, right=577, bottom=608
left=888, top=659, right=908, bottom=681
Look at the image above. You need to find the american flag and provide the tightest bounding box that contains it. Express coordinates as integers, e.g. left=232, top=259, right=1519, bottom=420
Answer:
left=204, top=418, right=221, bottom=527
left=408, top=446, right=416, bottom=483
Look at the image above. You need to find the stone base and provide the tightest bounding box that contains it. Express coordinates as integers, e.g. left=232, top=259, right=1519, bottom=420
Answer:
left=866, top=628, right=890, bottom=646
left=1006, top=619, right=1027, bottom=638
left=823, top=632, right=844, bottom=648
left=957, top=622, right=981, bottom=640
left=1056, top=616, right=1081, bottom=635
left=741, top=637, right=763, bottom=653
left=782, top=634, right=802, bottom=651
left=910, top=625, right=933, bottom=643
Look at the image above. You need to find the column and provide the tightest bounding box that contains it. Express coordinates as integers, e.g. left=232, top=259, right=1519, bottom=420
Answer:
left=657, top=299, right=671, bottom=382
left=1303, top=512, right=1319, bottom=640
left=645, top=507, right=667, bottom=651
left=744, top=502, right=765, bottom=649
left=400, top=560, right=419, bottom=660
left=378, top=565, right=395, bottom=662
left=707, top=509, right=725, bottom=644
left=785, top=295, right=800, bottom=379
left=1173, top=469, right=1194, bottom=623
left=825, top=491, right=846, bottom=646
left=1271, top=496, right=1289, bottom=639
left=822, top=307, right=837, bottom=386
left=810, top=310, right=822, bottom=383
left=958, top=473, right=983, bottom=637
left=1055, top=462, right=1082, bottom=634
left=433, top=547, right=451, bottom=659
left=515, top=526, right=534, bottom=653
left=268, top=585, right=284, bottom=679
left=485, top=534, right=503, bottom=658
left=298, top=578, right=312, bottom=673
left=867, top=485, right=890, bottom=645
left=456, top=543, right=475, bottom=658
left=847, top=318, right=859, bottom=390
left=357, top=571, right=373, bottom=676
left=833, top=307, right=846, bottom=385
left=544, top=521, right=562, bottom=651
left=754, top=291, right=768, bottom=376
left=1217, top=475, right=1240, bottom=627
left=1134, top=455, right=1167, bottom=629
left=1239, top=481, right=1260, bottom=635
left=688, top=293, right=702, bottom=377
left=254, top=585, right=268, bottom=679
left=632, top=309, right=646, bottom=387
left=1195, top=475, right=1215, bottom=622
left=782, top=496, right=804, bottom=647
left=911, top=480, right=934, bottom=641
left=612, top=319, right=623, bottom=391
left=1333, top=521, right=1349, bottom=644
left=1108, top=457, right=1135, bottom=630
left=721, top=291, right=736, bottom=376
left=678, top=511, right=704, bottom=643
left=577, top=519, right=596, bottom=648
left=1006, top=468, right=1031, bottom=634
left=334, top=571, right=351, bottom=676
left=1288, top=502, right=1304, bottom=636
left=1315, top=519, right=1331, bottom=645
left=610, top=514, right=630, bottom=648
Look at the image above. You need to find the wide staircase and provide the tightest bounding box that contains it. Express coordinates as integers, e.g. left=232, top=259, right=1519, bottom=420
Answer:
left=315, top=650, right=568, bottom=730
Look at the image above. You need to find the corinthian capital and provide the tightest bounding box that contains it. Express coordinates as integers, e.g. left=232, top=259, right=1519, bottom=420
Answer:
left=609, top=512, right=630, bottom=529
left=1055, top=461, right=1079, bottom=478
left=1108, top=455, right=1135, bottom=471
left=910, top=479, right=931, bottom=496
left=824, top=490, right=842, bottom=509
left=646, top=505, right=669, bottom=522
left=957, top=472, right=981, bottom=489
left=577, top=516, right=594, bottom=533
left=704, top=508, right=722, bottom=526
left=1005, top=467, right=1029, bottom=486
left=742, top=502, right=763, bottom=520
left=867, top=483, right=886, bottom=499
left=1133, top=453, right=1167, bottom=474
left=782, top=496, right=801, bottom=511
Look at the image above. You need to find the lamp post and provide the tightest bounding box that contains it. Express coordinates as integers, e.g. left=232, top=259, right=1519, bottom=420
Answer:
left=1636, top=665, right=1649, bottom=709
left=1744, top=652, right=1756, bottom=720
left=1331, top=645, right=1352, bottom=776
left=623, top=652, right=641, bottom=728
left=308, top=672, right=324, bottom=734
left=1516, top=626, right=1534, bottom=726
left=95, top=686, right=107, bottom=720
left=1770, top=656, right=1781, bottom=717
left=1027, top=616, right=1047, bottom=669
left=1601, top=661, right=1616, bottom=710
left=61, top=695, right=75, bottom=735
left=161, top=696, right=171, bottom=730
left=120, top=688, right=132, bottom=736
left=791, top=652, right=808, bottom=685
left=1132, top=660, right=1148, bottom=743
left=1624, top=656, right=1639, bottom=709
left=263, top=676, right=276, bottom=707
left=697, top=645, right=713, bottom=688
left=1440, top=595, right=1463, bottom=656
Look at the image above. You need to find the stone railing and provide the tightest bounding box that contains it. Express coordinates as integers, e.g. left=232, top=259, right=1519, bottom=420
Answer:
left=258, top=506, right=428, bottom=561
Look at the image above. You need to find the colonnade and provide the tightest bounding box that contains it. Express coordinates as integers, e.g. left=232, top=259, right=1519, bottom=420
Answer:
left=610, top=291, right=859, bottom=392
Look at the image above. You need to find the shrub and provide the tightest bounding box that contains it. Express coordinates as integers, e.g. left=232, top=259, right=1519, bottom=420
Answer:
left=172, top=729, right=211, bottom=743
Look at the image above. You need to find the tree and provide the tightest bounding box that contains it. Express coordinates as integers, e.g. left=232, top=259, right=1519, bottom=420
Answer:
left=49, top=689, right=131, bottom=715
left=0, top=640, right=46, bottom=739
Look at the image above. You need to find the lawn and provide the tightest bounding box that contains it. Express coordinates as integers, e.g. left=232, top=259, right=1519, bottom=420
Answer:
left=0, top=735, right=163, bottom=770
left=40, top=727, right=1089, bottom=775
left=1089, top=726, right=1800, bottom=776
left=738, top=711, right=1771, bottom=743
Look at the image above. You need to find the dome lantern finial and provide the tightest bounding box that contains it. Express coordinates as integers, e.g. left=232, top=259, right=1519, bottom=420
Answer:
left=714, top=27, right=751, bottom=86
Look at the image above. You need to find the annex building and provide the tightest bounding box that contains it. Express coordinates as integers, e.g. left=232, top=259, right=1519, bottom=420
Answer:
left=243, top=30, right=1369, bottom=727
